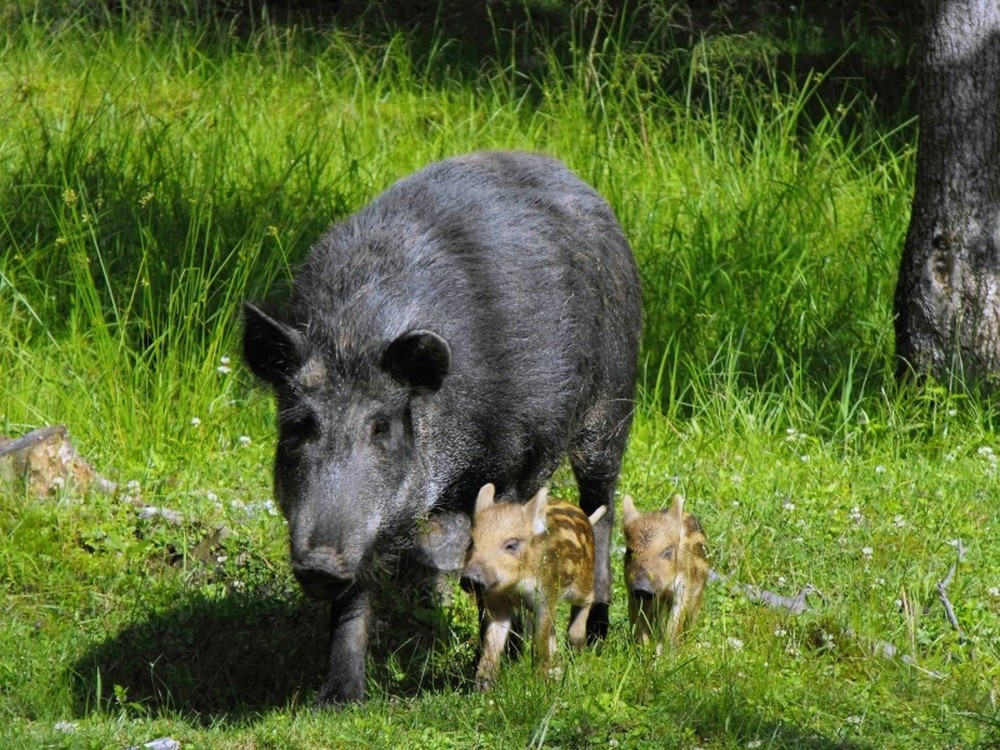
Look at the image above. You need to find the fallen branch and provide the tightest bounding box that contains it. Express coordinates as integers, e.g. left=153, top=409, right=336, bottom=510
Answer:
left=708, top=568, right=818, bottom=615
left=937, top=538, right=966, bottom=633
left=707, top=567, right=946, bottom=678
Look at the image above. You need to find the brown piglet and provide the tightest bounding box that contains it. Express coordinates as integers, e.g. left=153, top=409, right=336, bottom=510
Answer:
left=460, top=483, right=606, bottom=691
left=622, top=494, right=709, bottom=650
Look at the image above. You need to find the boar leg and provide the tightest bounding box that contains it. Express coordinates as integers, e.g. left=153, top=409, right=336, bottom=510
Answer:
left=317, top=590, right=371, bottom=705
left=668, top=584, right=688, bottom=645
left=532, top=596, right=557, bottom=670
left=476, top=601, right=513, bottom=692
left=572, top=469, right=618, bottom=641
left=567, top=601, right=591, bottom=650
left=571, top=405, right=632, bottom=641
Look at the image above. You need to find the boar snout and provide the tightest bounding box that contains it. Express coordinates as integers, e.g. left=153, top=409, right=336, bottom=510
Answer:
left=292, top=546, right=358, bottom=599
left=460, top=564, right=492, bottom=597
left=628, top=576, right=656, bottom=602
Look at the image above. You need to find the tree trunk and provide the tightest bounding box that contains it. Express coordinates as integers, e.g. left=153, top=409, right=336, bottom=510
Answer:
left=894, top=0, right=1000, bottom=384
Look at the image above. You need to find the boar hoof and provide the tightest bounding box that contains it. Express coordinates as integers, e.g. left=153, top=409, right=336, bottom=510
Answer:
left=585, top=602, right=610, bottom=643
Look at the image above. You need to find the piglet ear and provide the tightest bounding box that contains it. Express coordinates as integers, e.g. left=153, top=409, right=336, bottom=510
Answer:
left=243, top=302, right=305, bottom=387
left=622, top=495, right=640, bottom=526
left=382, top=329, right=451, bottom=393
left=526, top=486, right=550, bottom=537
left=668, top=494, right=686, bottom=520
left=474, top=483, right=496, bottom=516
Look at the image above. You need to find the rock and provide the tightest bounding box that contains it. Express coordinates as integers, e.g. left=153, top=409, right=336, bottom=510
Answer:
left=0, top=425, right=116, bottom=497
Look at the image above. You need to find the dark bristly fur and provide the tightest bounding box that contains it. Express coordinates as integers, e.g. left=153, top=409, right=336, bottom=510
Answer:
left=243, top=151, right=642, bottom=704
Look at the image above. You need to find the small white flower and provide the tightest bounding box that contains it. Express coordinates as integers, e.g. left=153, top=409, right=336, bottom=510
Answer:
left=947, top=409, right=957, bottom=417
left=875, top=465, right=886, bottom=474
left=988, top=587, right=1000, bottom=598
left=239, top=435, right=252, bottom=446
left=894, top=515, right=907, bottom=528
left=782, top=501, right=796, bottom=512
left=862, top=546, right=874, bottom=559
left=727, top=637, right=744, bottom=651
left=846, top=715, right=863, bottom=726
left=220, top=355, right=231, bottom=365
left=774, top=627, right=787, bottom=637
left=778, top=576, right=787, bottom=585
left=206, top=491, right=218, bottom=502
left=54, top=721, right=78, bottom=733
left=747, top=741, right=763, bottom=749
left=978, top=445, right=994, bottom=456
left=800, top=454, right=810, bottom=462
left=191, top=416, right=202, bottom=427
left=217, top=364, right=232, bottom=374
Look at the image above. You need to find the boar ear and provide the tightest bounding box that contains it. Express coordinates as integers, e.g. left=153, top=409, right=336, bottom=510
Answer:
left=526, top=487, right=549, bottom=537
left=382, top=330, right=451, bottom=393
left=668, top=494, right=685, bottom=520
left=622, top=494, right=640, bottom=526
left=474, top=483, right=496, bottom=516
left=243, top=302, right=305, bottom=387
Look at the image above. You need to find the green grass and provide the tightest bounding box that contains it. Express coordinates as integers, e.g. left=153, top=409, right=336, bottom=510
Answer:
left=2, top=7, right=999, bottom=749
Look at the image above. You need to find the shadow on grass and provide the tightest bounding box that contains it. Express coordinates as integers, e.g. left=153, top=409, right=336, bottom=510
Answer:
left=70, top=579, right=478, bottom=723
left=70, top=592, right=330, bottom=721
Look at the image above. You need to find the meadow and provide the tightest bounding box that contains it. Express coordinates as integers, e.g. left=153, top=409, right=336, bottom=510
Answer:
left=2, top=5, right=998, bottom=748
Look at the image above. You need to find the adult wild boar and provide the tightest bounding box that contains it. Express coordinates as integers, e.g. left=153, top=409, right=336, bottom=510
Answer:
left=243, top=151, right=642, bottom=704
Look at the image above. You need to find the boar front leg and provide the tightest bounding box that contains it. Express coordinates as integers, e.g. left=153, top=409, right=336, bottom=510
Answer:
left=532, top=595, right=558, bottom=671
left=567, top=601, right=591, bottom=651
left=317, top=590, right=371, bottom=705
left=574, top=471, right=617, bottom=642
left=476, top=599, right=513, bottom=692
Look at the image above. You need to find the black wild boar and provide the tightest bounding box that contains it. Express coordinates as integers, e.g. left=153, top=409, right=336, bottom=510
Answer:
left=242, top=151, right=641, bottom=704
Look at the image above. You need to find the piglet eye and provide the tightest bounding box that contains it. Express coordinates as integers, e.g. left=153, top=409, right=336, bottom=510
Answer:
left=503, top=538, right=521, bottom=554
left=661, top=546, right=675, bottom=561
left=624, top=547, right=633, bottom=562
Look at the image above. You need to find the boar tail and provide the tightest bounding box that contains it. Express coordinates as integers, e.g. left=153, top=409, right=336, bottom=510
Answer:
left=587, top=504, right=607, bottom=526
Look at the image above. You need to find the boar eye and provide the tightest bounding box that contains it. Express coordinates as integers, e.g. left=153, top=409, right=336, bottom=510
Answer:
left=370, top=415, right=392, bottom=443
left=503, top=538, right=521, bottom=554
left=661, top=546, right=675, bottom=561
left=280, top=407, right=319, bottom=444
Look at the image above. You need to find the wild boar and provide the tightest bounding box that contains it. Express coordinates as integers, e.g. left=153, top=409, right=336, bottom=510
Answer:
left=460, top=483, right=606, bottom=690
left=622, top=494, right=709, bottom=649
left=242, top=151, right=642, bottom=703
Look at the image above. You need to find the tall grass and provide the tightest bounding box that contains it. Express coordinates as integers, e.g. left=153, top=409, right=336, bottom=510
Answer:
left=2, top=7, right=998, bottom=749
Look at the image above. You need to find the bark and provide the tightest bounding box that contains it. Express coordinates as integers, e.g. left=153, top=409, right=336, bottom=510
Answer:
left=894, top=0, right=1000, bottom=384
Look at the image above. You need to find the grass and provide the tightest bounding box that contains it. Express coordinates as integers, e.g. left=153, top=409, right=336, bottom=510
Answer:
left=2, top=5, right=999, bottom=749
